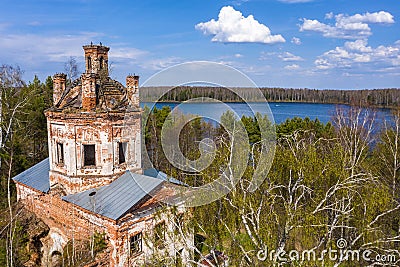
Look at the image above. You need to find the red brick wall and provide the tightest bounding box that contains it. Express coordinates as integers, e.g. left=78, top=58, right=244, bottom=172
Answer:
left=16, top=183, right=157, bottom=266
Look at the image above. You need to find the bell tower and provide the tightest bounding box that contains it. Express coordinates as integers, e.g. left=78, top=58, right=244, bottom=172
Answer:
left=83, top=43, right=110, bottom=76
left=46, top=43, right=142, bottom=195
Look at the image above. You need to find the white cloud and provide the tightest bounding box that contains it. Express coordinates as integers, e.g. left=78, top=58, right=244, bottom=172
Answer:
left=236, top=63, right=272, bottom=76
left=0, top=32, right=101, bottom=64
left=279, top=52, right=304, bottom=61
left=314, top=39, right=400, bottom=71
left=109, top=47, right=148, bottom=60
left=291, top=37, right=301, bottom=45
left=259, top=51, right=303, bottom=61
left=195, top=6, right=285, bottom=44
left=343, top=39, right=372, bottom=53
left=0, top=30, right=165, bottom=82
left=325, top=12, right=334, bottom=20
left=234, top=53, right=243, bottom=58
left=300, top=11, right=394, bottom=39
left=258, top=51, right=273, bottom=61
left=338, top=11, right=394, bottom=24
left=138, top=57, right=182, bottom=71
left=284, top=64, right=300, bottom=70
left=0, top=32, right=148, bottom=68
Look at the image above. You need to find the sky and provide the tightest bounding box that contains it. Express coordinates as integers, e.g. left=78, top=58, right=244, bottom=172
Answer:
left=0, top=0, right=399, bottom=89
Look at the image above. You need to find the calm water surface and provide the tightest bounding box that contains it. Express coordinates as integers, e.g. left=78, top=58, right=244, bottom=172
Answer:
left=140, top=102, right=392, bottom=125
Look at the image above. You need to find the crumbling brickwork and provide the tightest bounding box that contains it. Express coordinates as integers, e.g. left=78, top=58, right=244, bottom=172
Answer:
left=126, top=75, right=140, bottom=107
left=45, top=111, right=142, bottom=194
left=15, top=182, right=189, bottom=266
left=52, top=73, right=66, bottom=105
left=14, top=43, right=192, bottom=266
left=83, top=44, right=110, bottom=76
left=81, top=73, right=98, bottom=111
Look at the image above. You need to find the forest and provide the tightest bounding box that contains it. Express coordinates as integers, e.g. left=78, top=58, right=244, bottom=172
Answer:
left=0, top=63, right=399, bottom=266
left=144, top=105, right=400, bottom=266
left=141, top=86, right=400, bottom=108
left=0, top=65, right=52, bottom=266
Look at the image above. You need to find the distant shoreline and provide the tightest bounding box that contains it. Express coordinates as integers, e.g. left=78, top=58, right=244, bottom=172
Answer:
left=141, top=100, right=396, bottom=110
left=140, top=86, right=400, bottom=110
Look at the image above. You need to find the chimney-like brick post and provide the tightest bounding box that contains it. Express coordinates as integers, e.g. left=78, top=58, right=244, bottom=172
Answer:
left=53, top=73, right=67, bottom=105
left=126, top=75, right=139, bottom=107
left=82, top=73, right=97, bottom=111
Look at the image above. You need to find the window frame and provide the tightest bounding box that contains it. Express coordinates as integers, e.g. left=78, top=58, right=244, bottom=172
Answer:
left=83, top=144, right=96, bottom=166
left=56, top=142, right=64, bottom=165
left=118, top=141, right=128, bottom=164
left=129, top=232, right=142, bottom=256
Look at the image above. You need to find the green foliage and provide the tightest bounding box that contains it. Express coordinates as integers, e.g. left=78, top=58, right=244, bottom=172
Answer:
left=0, top=68, right=53, bottom=264
left=145, top=107, right=400, bottom=266
left=141, top=86, right=400, bottom=108
left=25, top=75, right=53, bottom=164
left=0, top=73, right=52, bottom=177
left=0, top=67, right=399, bottom=266
left=241, top=115, right=261, bottom=144
left=143, top=105, right=216, bottom=186
left=0, top=206, right=47, bottom=266
left=62, top=240, right=92, bottom=266
left=93, top=231, right=107, bottom=253
left=276, top=116, right=335, bottom=139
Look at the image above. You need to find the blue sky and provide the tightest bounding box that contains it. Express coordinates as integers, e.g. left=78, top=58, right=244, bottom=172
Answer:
left=0, top=0, right=399, bottom=89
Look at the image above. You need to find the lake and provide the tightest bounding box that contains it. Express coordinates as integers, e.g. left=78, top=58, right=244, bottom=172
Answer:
left=140, top=102, right=393, bottom=125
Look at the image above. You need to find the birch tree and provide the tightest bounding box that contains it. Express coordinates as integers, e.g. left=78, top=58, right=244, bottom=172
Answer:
left=0, top=65, right=25, bottom=171
left=64, top=56, right=79, bottom=85
left=375, top=109, right=400, bottom=198
left=192, top=109, right=400, bottom=266
left=0, top=66, right=52, bottom=266
left=0, top=65, right=29, bottom=267
left=141, top=107, right=400, bottom=266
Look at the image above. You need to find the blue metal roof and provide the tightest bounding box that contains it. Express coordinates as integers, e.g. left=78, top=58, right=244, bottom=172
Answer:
left=12, top=158, right=50, bottom=193
left=144, top=168, right=187, bottom=186
left=63, top=171, right=163, bottom=220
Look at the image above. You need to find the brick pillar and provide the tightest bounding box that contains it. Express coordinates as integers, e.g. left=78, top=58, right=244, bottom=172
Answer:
left=81, top=73, right=97, bottom=111
left=53, top=73, right=66, bottom=105
left=126, top=75, right=139, bottom=107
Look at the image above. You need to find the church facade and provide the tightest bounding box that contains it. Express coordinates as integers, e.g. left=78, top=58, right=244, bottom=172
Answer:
left=13, top=44, right=192, bottom=266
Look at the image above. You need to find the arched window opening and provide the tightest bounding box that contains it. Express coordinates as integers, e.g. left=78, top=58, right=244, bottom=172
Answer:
left=100, top=56, right=104, bottom=70
left=87, top=56, right=92, bottom=70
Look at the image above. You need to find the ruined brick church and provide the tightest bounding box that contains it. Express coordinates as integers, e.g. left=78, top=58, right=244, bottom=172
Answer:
left=13, top=44, right=192, bottom=266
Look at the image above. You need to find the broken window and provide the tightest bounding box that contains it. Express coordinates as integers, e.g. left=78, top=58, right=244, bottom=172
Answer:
left=129, top=232, right=142, bottom=255
left=83, top=144, right=95, bottom=166
left=56, top=142, right=64, bottom=164
left=118, top=142, right=127, bottom=164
